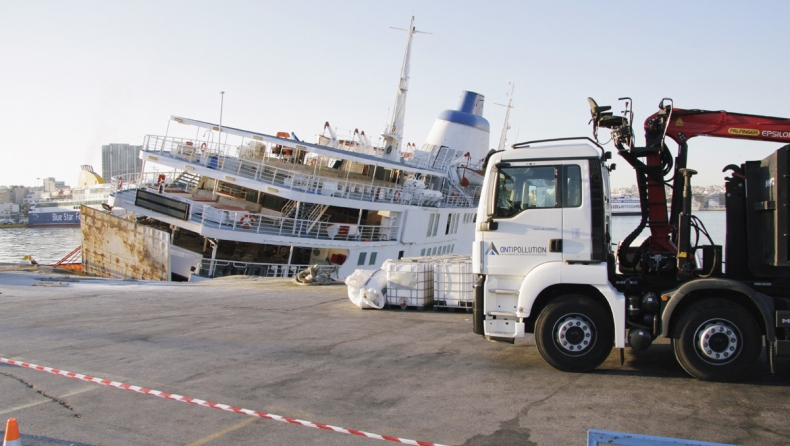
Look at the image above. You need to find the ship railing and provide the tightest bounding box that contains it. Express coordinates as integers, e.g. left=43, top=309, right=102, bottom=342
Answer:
left=111, top=171, right=186, bottom=194
left=112, top=186, right=400, bottom=242
left=143, top=135, right=240, bottom=162
left=193, top=206, right=400, bottom=242
left=198, top=259, right=339, bottom=279
left=141, top=135, right=475, bottom=209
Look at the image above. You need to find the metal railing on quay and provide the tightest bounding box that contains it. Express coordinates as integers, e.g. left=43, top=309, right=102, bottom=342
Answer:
left=198, top=259, right=339, bottom=279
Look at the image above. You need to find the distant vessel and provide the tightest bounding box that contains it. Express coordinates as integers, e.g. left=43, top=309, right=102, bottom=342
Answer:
left=611, top=194, right=641, bottom=216
left=705, top=194, right=725, bottom=210
left=29, top=166, right=111, bottom=227
left=612, top=193, right=703, bottom=216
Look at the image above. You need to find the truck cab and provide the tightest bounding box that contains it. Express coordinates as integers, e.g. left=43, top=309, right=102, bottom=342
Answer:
left=473, top=139, right=626, bottom=372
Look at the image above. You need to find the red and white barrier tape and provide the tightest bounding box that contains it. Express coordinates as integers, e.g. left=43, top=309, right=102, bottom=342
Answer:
left=0, top=357, right=445, bottom=446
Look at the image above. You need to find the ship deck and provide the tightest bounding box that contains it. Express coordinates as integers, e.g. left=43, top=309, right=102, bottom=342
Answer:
left=136, top=135, right=478, bottom=210
left=112, top=188, right=401, bottom=246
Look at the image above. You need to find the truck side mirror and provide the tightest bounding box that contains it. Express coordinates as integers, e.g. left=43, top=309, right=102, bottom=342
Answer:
left=604, top=151, right=612, bottom=161
left=479, top=219, right=499, bottom=231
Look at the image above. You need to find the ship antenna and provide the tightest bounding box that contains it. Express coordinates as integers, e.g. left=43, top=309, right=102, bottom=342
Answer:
left=494, top=82, right=519, bottom=151
left=381, top=15, right=431, bottom=161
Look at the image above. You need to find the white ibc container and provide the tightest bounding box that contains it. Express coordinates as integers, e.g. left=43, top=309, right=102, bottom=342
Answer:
left=433, top=257, right=474, bottom=308
left=383, top=258, right=434, bottom=309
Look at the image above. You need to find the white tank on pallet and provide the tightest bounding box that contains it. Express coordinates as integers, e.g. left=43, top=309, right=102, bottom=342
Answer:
left=382, top=258, right=435, bottom=309
left=433, top=256, right=474, bottom=308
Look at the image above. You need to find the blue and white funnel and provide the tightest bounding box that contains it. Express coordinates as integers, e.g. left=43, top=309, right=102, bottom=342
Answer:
left=424, top=91, right=491, bottom=169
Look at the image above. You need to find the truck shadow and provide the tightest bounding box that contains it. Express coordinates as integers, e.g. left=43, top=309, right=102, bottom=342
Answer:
left=596, top=343, right=790, bottom=386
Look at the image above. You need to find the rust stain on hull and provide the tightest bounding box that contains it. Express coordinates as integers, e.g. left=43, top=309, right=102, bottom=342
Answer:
left=81, top=206, right=170, bottom=281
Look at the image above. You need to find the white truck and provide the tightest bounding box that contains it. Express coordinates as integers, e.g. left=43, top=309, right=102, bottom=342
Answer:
left=472, top=98, right=790, bottom=381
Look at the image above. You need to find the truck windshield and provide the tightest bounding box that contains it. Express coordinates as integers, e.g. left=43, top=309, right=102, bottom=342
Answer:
left=493, top=165, right=581, bottom=218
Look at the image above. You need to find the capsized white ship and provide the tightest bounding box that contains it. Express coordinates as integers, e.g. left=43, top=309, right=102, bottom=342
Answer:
left=107, top=19, right=490, bottom=280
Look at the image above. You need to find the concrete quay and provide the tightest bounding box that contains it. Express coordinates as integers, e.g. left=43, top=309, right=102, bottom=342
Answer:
left=0, top=268, right=789, bottom=445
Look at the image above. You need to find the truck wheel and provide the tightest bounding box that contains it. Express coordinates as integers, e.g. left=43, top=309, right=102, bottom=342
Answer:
left=534, top=295, right=614, bottom=372
left=672, top=298, right=761, bottom=382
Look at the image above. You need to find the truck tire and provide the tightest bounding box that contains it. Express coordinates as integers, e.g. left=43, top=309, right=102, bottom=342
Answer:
left=672, top=298, right=761, bottom=382
left=534, top=295, right=614, bottom=372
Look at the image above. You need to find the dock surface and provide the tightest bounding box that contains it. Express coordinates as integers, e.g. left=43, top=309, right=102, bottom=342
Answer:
left=1, top=268, right=789, bottom=445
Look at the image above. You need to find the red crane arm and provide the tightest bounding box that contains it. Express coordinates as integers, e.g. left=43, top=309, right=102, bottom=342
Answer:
left=645, top=108, right=790, bottom=145
left=635, top=107, right=790, bottom=257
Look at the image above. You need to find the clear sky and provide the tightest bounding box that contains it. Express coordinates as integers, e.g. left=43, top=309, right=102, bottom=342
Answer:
left=2, top=1, right=788, bottom=189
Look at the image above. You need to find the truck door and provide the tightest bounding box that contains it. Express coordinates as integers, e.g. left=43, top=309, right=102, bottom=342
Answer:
left=559, top=162, right=591, bottom=262
left=481, top=162, right=564, bottom=277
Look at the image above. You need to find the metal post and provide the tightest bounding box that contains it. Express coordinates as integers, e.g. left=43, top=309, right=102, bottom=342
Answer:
left=292, top=201, right=300, bottom=234
left=677, top=168, right=697, bottom=278
left=162, top=120, right=171, bottom=153
left=209, top=239, right=218, bottom=278
left=219, top=91, right=224, bottom=141
left=287, top=246, right=294, bottom=277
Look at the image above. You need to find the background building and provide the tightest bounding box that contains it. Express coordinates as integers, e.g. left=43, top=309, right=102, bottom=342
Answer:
left=102, top=143, right=142, bottom=182
left=43, top=177, right=67, bottom=192
left=0, top=203, right=20, bottom=222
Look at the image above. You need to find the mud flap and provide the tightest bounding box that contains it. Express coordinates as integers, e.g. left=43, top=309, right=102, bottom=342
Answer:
left=473, top=276, right=485, bottom=335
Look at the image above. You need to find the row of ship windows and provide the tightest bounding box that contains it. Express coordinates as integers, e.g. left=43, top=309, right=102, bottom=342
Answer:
left=420, top=244, right=456, bottom=257
left=426, top=212, right=476, bottom=238
left=357, top=251, right=378, bottom=266
left=355, top=245, right=455, bottom=265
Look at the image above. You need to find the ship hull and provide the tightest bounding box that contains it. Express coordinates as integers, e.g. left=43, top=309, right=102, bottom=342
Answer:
left=28, top=210, right=81, bottom=227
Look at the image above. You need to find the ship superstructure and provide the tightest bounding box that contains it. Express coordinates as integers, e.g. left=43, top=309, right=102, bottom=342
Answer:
left=107, top=19, right=490, bottom=280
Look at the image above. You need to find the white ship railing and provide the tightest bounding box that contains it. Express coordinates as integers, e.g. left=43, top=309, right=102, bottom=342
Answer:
left=198, top=259, right=339, bottom=279
left=141, top=135, right=476, bottom=208
left=112, top=186, right=400, bottom=243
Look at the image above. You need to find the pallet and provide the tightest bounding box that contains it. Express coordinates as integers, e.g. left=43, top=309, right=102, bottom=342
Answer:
left=386, top=303, right=433, bottom=311
left=432, top=306, right=472, bottom=313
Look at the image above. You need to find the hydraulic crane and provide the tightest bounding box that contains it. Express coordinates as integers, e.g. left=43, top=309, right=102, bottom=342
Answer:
left=589, top=98, right=790, bottom=276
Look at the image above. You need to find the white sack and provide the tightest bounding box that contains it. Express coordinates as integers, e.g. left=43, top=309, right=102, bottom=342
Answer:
left=345, top=269, right=387, bottom=309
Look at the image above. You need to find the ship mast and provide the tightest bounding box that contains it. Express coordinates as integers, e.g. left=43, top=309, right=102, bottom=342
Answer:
left=496, top=82, right=515, bottom=151
left=381, top=16, right=429, bottom=161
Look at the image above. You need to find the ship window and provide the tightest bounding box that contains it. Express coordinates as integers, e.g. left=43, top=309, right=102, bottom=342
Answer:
left=451, top=244, right=455, bottom=253
left=432, top=214, right=439, bottom=236
left=427, top=214, right=435, bottom=237
left=420, top=248, right=426, bottom=256
left=445, top=213, right=460, bottom=235
left=494, top=165, right=558, bottom=218
left=369, top=252, right=377, bottom=265
left=357, top=252, right=367, bottom=265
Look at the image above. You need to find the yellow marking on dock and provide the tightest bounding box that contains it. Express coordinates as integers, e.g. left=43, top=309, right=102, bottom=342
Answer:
left=186, top=417, right=257, bottom=446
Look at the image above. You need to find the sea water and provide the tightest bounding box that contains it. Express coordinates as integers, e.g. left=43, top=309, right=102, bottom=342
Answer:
left=612, top=211, right=726, bottom=246
left=0, top=227, right=82, bottom=264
